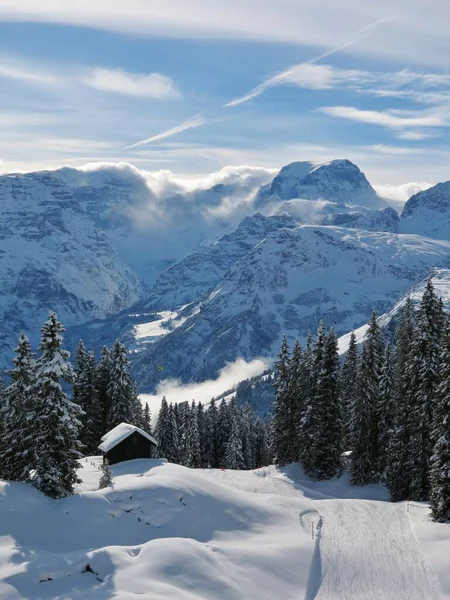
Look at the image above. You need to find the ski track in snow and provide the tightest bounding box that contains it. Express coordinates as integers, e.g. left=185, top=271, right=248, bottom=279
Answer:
left=210, top=468, right=440, bottom=600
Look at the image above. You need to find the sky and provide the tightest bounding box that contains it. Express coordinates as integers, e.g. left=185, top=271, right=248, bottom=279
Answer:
left=0, top=0, right=450, bottom=185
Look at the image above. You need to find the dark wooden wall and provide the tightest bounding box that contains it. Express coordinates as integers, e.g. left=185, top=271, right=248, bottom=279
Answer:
left=105, top=431, right=155, bottom=465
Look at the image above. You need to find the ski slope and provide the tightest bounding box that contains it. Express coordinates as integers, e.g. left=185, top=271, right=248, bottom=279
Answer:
left=0, top=460, right=447, bottom=599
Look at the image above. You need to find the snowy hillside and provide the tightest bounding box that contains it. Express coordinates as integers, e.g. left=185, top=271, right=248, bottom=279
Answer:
left=1, top=458, right=448, bottom=599
left=134, top=225, right=450, bottom=389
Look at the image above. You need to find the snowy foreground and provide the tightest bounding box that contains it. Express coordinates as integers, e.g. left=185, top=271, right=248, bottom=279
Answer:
left=0, top=460, right=449, bottom=599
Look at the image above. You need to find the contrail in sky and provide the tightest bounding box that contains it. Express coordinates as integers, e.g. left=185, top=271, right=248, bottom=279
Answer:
left=124, top=114, right=206, bottom=149
left=224, top=17, right=393, bottom=108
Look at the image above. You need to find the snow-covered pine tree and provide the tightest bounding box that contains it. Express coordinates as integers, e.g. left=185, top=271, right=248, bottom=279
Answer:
left=288, top=339, right=303, bottom=460
left=166, top=403, right=179, bottom=463
left=33, top=312, right=83, bottom=498
left=143, top=402, right=152, bottom=434
left=107, top=340, right=135, bottom=429
left=216, top=399, right=230, bottom=468
left=301, top=323, right=327, bottom=474
left=73, top=340, right=87, bottom=408
left=184, top=401, right=201, bottom=468
left=0, top=378, right=7, bottom=479
left=203, top=399, right=216, bottom=467
left=99, top=458, right=113, bottom=489
left=95, top=345, right=113, bottom=435
left=154, top=397, right=171, bottom=459
left=2, top=333, right=38, bottom=481
left=176, top=401, right=190, bottom=465
left=377, top=345, right=396, bottom=482
left=78, top=351, right=103, bottom=455
left=430, top=317, right=450, bottom=521
left=304, top=328, right=343, bottom=480
left=196, top=402, right=206, bottom=465
left=297, top=333, right=313, bottom=463
left=408, top=280, right=443, bottom=500
left=240, top=404, right=257, bottom=470
left=272, top=334, right=295, bottom=466
left=254, top=418, right=272, bottom=467
left=340, top=331, right=358, bottom=448
left=386, top=297, right=416, bottom=501
left=349, top=344, right=376, bottom=486
left=225, top=399, right=245, bottom=469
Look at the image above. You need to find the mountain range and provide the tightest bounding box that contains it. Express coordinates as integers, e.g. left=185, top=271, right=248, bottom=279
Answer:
left=1, top=158, right=450, bottom=397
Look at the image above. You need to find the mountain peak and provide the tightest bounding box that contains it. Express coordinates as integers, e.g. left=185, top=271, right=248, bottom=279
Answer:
left=255, top=158, right=385, bottom=209
left=401, top=181, right=450, bottom=239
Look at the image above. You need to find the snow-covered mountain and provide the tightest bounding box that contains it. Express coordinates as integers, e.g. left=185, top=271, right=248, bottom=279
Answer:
left=140, top=213, right=298, bottom=310
left=255, top=159, right=387, bottom=209
left=400, top=181, right=450, bottom=240
left=0, top=170, right=147, bottom=355
left=134, top=225, right=450, bottom=390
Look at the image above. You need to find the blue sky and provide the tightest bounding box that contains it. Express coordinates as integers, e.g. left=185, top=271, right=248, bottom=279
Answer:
left=0, top=0, right=449, bottom=185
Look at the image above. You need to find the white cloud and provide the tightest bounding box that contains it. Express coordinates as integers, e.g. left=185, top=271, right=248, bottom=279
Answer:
left=81, top=68, right=181, bottom=99
left=319, top=106, right=449, bottom=135
left=124, top=115, right=207, bottom=149
left=374, top=182, right=433, bottom=204
left=395, top=131, right=438, bottom=141
left=2, top=1, right=449, bottom=68
left=140, top=357, right=271, bottom=419
left=0, top=63, right=56, bottom=83
left=367, top=144, right=422, bottom=156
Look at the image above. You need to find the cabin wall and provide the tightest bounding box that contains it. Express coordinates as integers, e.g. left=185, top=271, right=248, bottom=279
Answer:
left=105, top=431, right=155, bottom=465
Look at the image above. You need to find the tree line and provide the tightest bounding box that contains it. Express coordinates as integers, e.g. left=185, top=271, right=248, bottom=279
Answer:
left=0, top=312, right=150, bottom=499
left=271, top=280, right=450, bottom=522
left=154, top=395, right=272, bottom=470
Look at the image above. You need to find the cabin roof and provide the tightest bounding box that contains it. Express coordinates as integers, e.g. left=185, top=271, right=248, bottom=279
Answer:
left=98, top=422, right=158, bottom=453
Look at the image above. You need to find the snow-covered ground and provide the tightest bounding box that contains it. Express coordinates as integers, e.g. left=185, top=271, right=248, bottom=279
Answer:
left=0, top=459, right=449, bottom=599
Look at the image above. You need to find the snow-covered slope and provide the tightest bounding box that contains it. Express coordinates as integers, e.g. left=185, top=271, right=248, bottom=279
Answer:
left=135, top=226, right=450, bottom=389
left=255, top=159, right=387, bottom=209
left=401, top=181, right=450, bottom=240
left=1, top=458, right=446, bottom=599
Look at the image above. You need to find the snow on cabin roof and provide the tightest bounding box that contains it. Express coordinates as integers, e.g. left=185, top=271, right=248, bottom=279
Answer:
left=98, top=422, right=158, bottom=453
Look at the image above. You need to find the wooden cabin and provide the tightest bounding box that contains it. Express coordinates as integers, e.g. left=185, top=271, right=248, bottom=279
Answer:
left=98, top=423, right=158, bottom=465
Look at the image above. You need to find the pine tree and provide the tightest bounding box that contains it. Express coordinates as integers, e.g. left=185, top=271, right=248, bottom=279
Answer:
left=386, top=298, right=416, bottom=501
left=2, top=333, right=38, bottom=481
left=197, top=402, right=206, bottom=466
left=216, top=399, right=230, bottom=468
left=79, top=351, right=103, bottom=454
left=203, top=400, right=217, bottom=467
left=272, top=335, right=294, bottom=466
left=99, top=458, right=113, bottom=489
left=240, top=404, right=257, bottom=470
left=340, top=331, right=358, bottom=448
left=349, top=344, right=375, bottom=486
left=154, top=397, right=171, bottom=459
left=96, top=346, right=113, bottom=435
left=0, top=377, right=9, bottom=479
left=430, top=318, right=450, bottom=521
left=408, top=281, right=443, bottom=500
left=107, top=340, right=135, bottom=429
left=225, top=399, right=244, bottom=469
left=298, top=333, right=314, bottom=464
left=143, top=402, right=152, bottom=434
left=301, top=323, right=327, bottom=474
left=254, top=419, right=272, bottom=467
left=304, top=328, right=343, bottom=480
left=166, top=403, right=179, bottom=463
left=349, top=313, right=384, bottom=485
left=184, top=401, right=201, bottom=468
left=73, top=340, right=87, bottom=408
left=377, top=345, right=396, bottom=482
left=33, top=312, right=83, bottom=498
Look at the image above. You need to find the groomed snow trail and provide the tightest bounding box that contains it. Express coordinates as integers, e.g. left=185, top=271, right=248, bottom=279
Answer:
left=310, top=498, right=439, bottom=600
left=210, top=468, right=440, bottom=600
